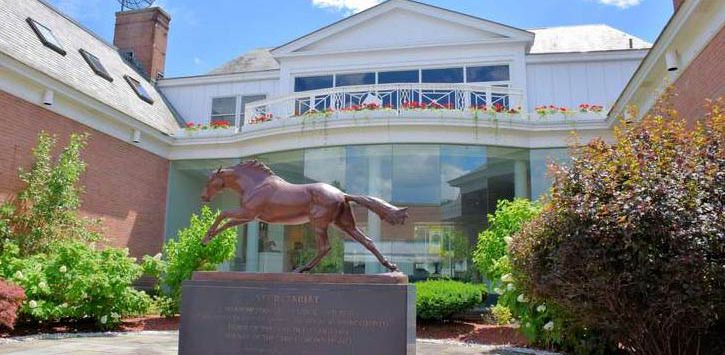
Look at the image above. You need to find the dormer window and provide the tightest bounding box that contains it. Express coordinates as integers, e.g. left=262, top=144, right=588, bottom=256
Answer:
left=124, top=75, right=154, bottom=104
left=26, top=18, right=66, bottom=55
left=79, top=49, right=113, bottom=82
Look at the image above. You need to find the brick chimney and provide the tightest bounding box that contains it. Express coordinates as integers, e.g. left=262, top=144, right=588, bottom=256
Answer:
left=673, top=0, right=684, bottom=10
left=113, top=7, right=170, bottom=81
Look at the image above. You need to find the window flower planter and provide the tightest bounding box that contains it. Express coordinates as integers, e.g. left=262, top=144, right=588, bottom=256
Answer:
left=176, top=121, right=238, bottom=137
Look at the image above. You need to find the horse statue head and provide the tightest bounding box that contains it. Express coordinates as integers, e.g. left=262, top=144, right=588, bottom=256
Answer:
left=201, top=166, right=225, bottom=203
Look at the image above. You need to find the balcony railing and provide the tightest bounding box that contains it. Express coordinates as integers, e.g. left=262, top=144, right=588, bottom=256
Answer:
left=175, top=84, right=609, bottom=139
left=244, top=83, right=527, bottom=126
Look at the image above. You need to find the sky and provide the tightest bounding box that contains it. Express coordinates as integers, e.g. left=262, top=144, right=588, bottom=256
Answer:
left=46, top=0, right=674, bottom=78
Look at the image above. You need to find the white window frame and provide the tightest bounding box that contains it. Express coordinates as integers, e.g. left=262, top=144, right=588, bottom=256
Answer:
left=209, top=94, right=267, bottom=127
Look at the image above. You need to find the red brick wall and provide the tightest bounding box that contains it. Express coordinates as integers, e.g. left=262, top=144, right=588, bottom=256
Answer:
left=0, top=90, right=169, bottom=257
left=670, top=26, right=725, bottom=124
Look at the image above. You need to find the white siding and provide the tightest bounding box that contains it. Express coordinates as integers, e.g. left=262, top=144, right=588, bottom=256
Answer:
left=160, top=79, right=279, bottom=125
left=525, top=58, right=641, bottom=110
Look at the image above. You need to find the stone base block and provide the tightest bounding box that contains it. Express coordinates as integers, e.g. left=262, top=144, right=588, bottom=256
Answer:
left=179, top=272, right=416, bottom=355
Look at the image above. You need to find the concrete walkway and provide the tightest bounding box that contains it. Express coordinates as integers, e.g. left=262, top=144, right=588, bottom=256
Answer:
left=0, top=331, right=557, bottom=355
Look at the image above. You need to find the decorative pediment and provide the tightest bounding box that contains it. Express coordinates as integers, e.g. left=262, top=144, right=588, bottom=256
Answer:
left=272, top=0, right=534, bottom=56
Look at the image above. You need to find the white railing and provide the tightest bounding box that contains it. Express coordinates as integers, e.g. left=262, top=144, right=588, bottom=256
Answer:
left=244, top=83, right=525, bottom=126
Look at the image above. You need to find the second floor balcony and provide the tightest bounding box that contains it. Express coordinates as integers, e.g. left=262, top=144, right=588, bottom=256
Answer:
left=176, top=83, right=609, bottom=139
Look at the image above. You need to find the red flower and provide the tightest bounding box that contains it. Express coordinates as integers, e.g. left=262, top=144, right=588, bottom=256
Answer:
left=494, top=103, right=504, bottom=112
left=185, top=122, right=196, bottom=128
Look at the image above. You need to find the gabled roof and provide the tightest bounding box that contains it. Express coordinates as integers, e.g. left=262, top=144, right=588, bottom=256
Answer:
left=0, top=0, right=181, bottom=135
left=271, top=0, right=535, bottom=57
left=208, top=48, right=279, bottom=75
left=529, top=25, right=651, bottom=54
left=210, top=23, right=650, bottom=75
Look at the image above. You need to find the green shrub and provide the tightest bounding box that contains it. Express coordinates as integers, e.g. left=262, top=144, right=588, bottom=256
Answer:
left=473, top=199, right=607, bottom=352
left=0, top=132, right=152, bottom=328
left=298, top=227, right=343, bottom=273
left=0, top=241, right=150, bottom=328
left=415, top=280, right=484, bottom=320
left=473, top=199, right=540, bottom=286
left=491, top=303, right=512, bottom=325
left=143, top=205, right=237, bottom=316
left=0, top=132, right=100, bottom=256
left=510, top=97, right=725, bottom=354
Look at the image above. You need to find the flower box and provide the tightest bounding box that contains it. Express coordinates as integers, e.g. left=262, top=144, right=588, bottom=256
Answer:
left=175, top=126, right=238, bottom=138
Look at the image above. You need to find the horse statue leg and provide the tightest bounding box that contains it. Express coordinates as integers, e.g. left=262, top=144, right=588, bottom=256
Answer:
left=293, top=225, right=331, bottom=273
left=335, top=203, right=399, bottom=272
left=203, top=208, right=253, bottom=244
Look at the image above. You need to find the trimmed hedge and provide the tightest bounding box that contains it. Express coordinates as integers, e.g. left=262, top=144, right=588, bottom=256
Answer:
left=415, top=280, right=484, bottom=320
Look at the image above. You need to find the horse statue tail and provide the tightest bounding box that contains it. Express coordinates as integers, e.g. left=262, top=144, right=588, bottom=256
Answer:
left=344, top=194, right=408, bottom=225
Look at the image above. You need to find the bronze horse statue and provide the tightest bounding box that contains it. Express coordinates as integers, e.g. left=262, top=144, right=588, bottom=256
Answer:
left=200, top=160, right=408, bottom=273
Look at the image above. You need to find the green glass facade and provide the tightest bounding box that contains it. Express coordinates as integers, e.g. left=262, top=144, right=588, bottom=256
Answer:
left=164, top=144, right=567, bottom=280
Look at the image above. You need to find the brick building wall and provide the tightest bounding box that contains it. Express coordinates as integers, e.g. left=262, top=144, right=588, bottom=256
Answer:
left=0, top=90, right=169, bottom=257
left=670, top=26, right=725, bottom=122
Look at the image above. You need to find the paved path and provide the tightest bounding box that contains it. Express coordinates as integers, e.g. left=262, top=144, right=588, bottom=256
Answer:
left=0, top=331, right=556, bottom=355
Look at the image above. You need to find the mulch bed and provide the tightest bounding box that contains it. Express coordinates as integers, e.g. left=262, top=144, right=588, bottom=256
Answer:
left=0, top=316, right=180, bottom=338
left=3, top=316, right=527, bottom=347
left=417, top=319, right=528, bottom=346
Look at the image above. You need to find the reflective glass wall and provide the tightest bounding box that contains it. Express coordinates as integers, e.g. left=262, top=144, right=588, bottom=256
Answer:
left=165, top=144, right=566, bottom=280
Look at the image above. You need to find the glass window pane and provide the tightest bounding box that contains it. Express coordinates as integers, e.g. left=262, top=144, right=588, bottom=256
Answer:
left=240, top=95, right=266, bottom=124
left=392, top=145, right=440, bottom=204
left=27, top=18, right=65, bottom=54
left=440, top=145, right=487, bottom=204
left=336, top=73, right=375, bottom=87
left=80, top=49, right=112, bottom=81
left=211, top=97, right=236, bottom=116
left=345, top=145, right=392, bottom=199
left=529, top=148, right=569, bottom=199
left=378, top=70, right=419, bottom=84
left=304, top=147, right=347, bottom=189
left=466, top=65, right=510, bottom=82
left=294, top=75, right=333, bottom=92
left=255, top=150, right=305, bottom=184
left=124, top=75, right=153, bottom=104
left=421, top=68, right=463, bottom=83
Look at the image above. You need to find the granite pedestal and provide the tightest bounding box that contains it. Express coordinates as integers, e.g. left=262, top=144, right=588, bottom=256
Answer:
left=179, top=272, right=416, bottom=355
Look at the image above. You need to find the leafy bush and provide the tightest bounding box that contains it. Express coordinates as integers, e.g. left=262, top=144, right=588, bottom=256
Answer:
left=415, top=279, right=484, bottom=320
left=0, top=278, right=25, bottom=330
left=0, top=241, right=150, bottom=328
left=298, top=227, right=343, bottom=273
left=473, top=199, right=609, bottom=352
left=509, top=98, right=725, bottom=354
left=491, top=303, right=513, bottom=325
left=0, top=132, right=100, bottom=256
left=473, top=199, right=541, bottom=285
left=0, top=132, right=151, bottom=328
left=143, top=205, right=237, bottom=316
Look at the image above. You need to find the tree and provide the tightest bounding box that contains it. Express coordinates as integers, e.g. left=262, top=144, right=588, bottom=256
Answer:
left=509, top=97, right=725, bottom=354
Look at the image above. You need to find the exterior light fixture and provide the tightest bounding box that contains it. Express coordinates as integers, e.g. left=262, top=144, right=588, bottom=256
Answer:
left=665, top=50, right=679, bottom=72
left=132, top=129, right=141, bottom=143
left=42, top=89, right=54, bottom=106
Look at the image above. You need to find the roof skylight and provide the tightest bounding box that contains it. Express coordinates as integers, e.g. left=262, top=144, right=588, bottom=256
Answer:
left=79, top=49, right=113, bottom=82
left=26, top=18, right=66, bottom=55
left=124, top=75, right=154, bottom=104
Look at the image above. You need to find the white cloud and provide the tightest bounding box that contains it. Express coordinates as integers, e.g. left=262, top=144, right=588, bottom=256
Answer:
left=193, top=57, right=203, bottom=65
left=597, top=0, right=642, bottom=9
left=311, top=0, right=382, bottom=14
